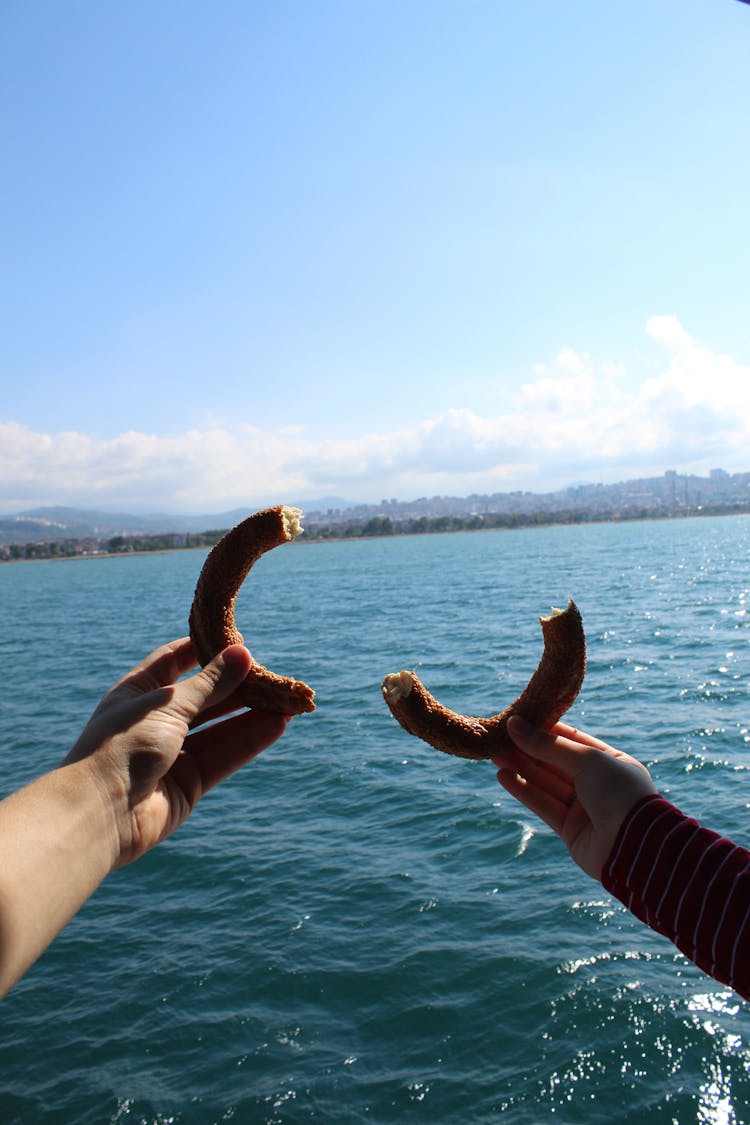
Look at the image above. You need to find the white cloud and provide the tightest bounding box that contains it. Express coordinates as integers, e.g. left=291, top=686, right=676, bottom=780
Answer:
left=1, top=317, right=749, bottom=513
left=642, top=317, right=748, bottom=414
left=646, top=314, right=694, bottom=351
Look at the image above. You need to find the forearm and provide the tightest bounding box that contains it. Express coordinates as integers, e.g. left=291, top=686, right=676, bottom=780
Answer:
left=602, top=794, right=750, bottom=1000
left=0, top=762, right=117, bottom=997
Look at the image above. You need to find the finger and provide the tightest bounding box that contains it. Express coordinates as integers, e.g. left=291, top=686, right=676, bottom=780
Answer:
left=114, top=638, right=197, bottom=695
left=186, top=709, right=289, bottom=792
left=170, top=645, right=254, bottom=725
left=548, top=721, right=617, bottom=753
left=505, top=716, right=593, bottom=778
left=496, top=749, right=575, bottom=807
left=492, top=744, right=571, bottom=789
left=495, top=769, right=570, bottom=836
left=188, top=690, right=251, bottom=729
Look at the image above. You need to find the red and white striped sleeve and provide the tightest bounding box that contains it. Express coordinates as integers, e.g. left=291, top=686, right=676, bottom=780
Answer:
left=601, top=794, right=750, bottom=1001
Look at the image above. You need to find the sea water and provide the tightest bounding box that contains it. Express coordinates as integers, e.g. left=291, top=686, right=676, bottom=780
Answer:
left=2, top=515, right=750, bottom=1123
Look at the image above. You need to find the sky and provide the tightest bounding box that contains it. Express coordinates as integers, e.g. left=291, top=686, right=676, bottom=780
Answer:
left=1, top=0, right=749, bottom=515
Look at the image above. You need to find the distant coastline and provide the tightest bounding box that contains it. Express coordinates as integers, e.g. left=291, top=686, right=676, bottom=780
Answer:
left=3, top=500, right=750, bottom=564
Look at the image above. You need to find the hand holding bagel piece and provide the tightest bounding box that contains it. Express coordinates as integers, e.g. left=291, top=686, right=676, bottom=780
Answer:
left=189, top=505, right=315, bottom=715
left=381, top=600, right=586, bottom=760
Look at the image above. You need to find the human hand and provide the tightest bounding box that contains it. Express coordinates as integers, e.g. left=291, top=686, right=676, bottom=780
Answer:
left=493, top=717, right=657, bottom=880
left=64, top=637, right=289, bottom=869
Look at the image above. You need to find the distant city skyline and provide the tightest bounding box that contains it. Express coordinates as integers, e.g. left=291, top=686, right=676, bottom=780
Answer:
left=2, top=2, right=749, bottom=515
left=3, top=463, right=750, bottom=539
left=5, top=463, right=750, bottom=557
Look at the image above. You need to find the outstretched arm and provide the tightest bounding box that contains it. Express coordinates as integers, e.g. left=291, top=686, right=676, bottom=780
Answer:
left=0, top=638, right=287, bottom=998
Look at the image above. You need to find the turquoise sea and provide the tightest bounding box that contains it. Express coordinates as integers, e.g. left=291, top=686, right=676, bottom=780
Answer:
left=2, top=515, right=750, bottom=1123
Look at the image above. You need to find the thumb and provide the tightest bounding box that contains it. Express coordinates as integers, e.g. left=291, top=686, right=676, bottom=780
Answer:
left=172, top=645, right=253, bottom=723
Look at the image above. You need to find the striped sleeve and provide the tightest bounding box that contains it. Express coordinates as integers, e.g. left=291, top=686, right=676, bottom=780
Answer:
left=601, top=794, right=750, bottom=1001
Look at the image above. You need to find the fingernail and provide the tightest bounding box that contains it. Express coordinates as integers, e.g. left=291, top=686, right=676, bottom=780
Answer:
left=219, top=645, right=249, bottom=673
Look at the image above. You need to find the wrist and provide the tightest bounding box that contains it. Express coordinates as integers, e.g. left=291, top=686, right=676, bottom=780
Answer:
left=58, top=757, right=123, bottom=876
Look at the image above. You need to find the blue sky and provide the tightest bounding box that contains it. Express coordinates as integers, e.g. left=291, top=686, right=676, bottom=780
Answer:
left=1, top=0, right=749, bottom=514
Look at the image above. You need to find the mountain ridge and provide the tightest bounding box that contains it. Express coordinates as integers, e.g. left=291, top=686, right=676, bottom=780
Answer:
left=0, top=499, right=352, bottom=545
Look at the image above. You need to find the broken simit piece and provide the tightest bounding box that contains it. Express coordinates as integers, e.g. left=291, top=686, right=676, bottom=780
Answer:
left=189, top=505, right=315, bottom=715
left=381, top=599, right=586, bottom=760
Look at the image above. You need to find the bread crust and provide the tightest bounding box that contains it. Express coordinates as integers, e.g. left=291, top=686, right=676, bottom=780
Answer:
left=189, top=505, right=315, bottom=714
left=381, top=600, right=585, bottom=759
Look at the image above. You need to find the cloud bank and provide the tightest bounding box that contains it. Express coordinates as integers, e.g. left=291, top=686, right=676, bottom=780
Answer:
left=2, top=317, right=748, bottom=514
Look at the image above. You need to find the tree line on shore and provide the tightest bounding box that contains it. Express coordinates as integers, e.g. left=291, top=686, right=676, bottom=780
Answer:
left=0, top=530, right=227, bottom=561
left=4, top=500, right=750, bottom=562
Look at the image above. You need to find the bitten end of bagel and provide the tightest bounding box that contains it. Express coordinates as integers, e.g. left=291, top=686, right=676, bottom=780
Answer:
left=541, top=605, right=565, bottom=622
left=280, top=505, right=304, bottom=540
left=381, top=670, right=414, bottom=705
left=540, top=597, right=579, bottom=624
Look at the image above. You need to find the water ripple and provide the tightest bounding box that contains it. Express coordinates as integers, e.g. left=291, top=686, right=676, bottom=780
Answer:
left=3, top=517, right=750, bottom=1122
